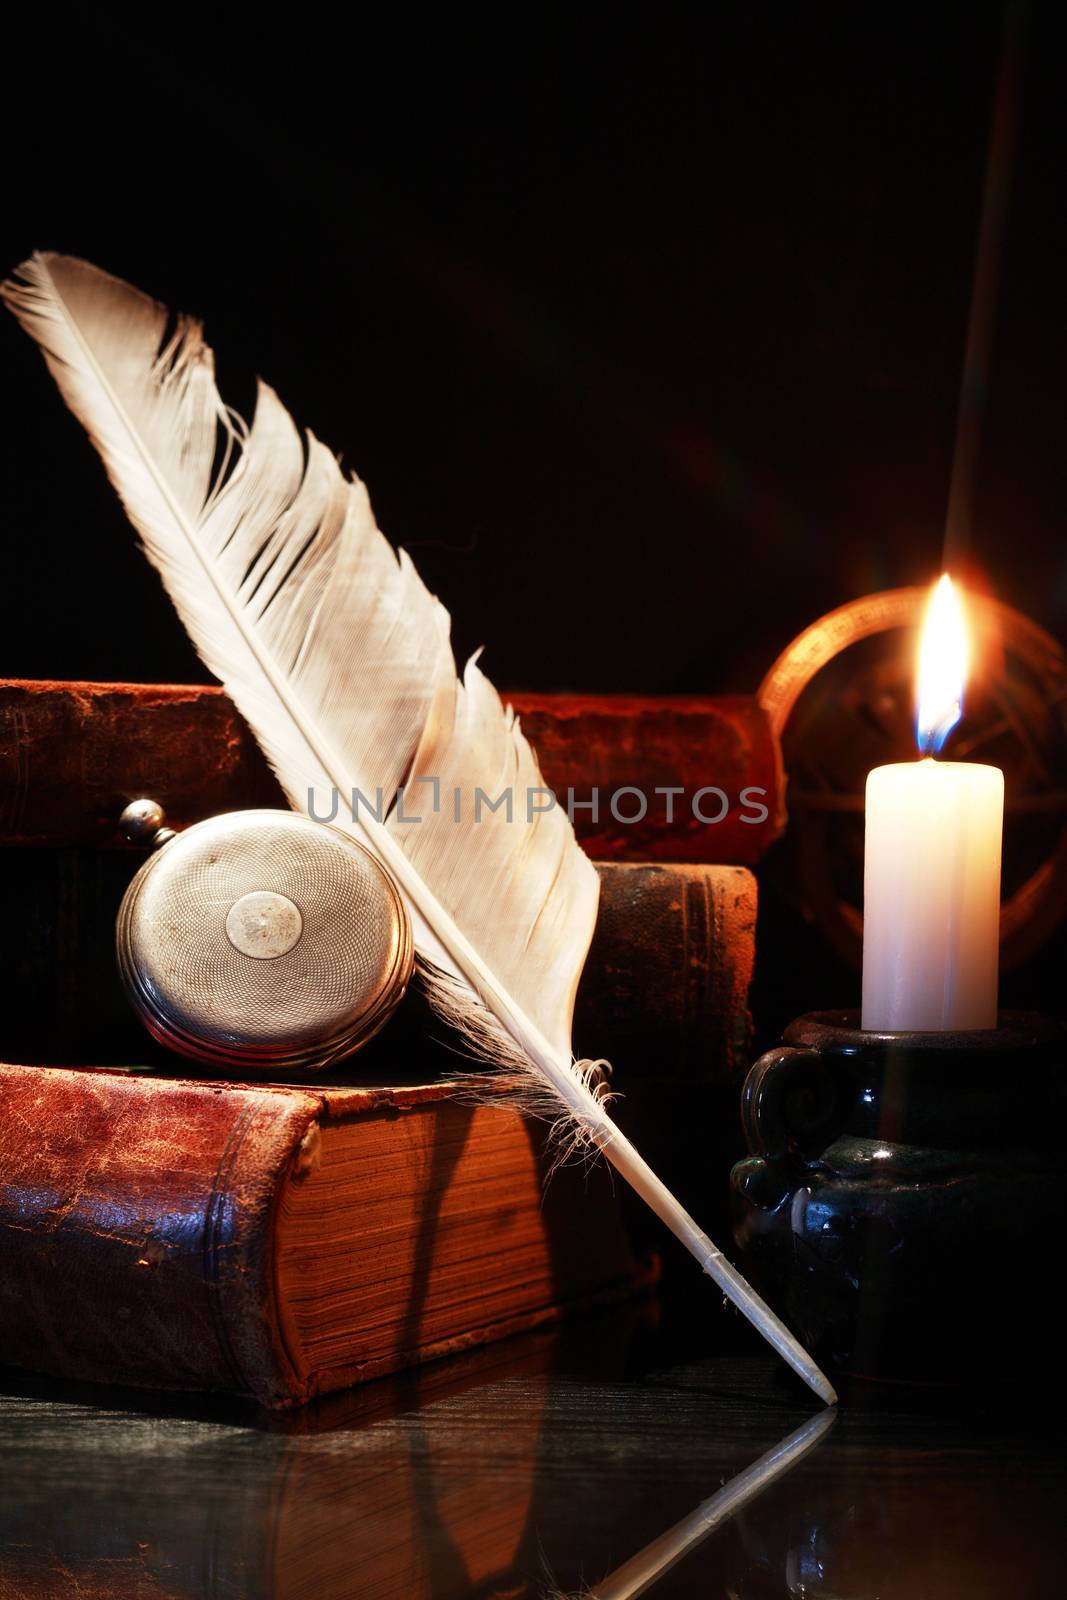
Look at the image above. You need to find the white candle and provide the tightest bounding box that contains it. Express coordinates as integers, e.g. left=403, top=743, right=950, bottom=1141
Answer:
left=861, top=577, right=1004, bottom=1031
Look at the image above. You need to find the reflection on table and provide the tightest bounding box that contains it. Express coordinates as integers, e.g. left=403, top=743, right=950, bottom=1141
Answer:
left=1, top=1300, right=1063, bottom=1598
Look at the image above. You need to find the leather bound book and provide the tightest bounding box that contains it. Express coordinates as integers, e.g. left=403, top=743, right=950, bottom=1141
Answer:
left=0, top=1065, right=649, bottom=1407
left=0, top=678, right=783, bottom=865
left=580, top=861, right=755, bottom=1077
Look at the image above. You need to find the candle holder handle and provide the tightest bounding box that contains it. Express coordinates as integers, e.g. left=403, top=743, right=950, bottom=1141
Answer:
left=740, top=1046, right=841, bottom=1161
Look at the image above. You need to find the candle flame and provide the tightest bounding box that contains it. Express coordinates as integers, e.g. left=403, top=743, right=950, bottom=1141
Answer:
left=916, top=574, right=968, bottom=755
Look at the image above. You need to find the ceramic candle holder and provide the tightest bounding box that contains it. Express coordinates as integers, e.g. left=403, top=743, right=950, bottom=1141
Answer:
left=730, top=1011, right=1067, bottom=1383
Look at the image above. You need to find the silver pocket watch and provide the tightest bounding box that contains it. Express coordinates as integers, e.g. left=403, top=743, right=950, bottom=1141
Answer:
left=116, top=803, right=413, bottom=1075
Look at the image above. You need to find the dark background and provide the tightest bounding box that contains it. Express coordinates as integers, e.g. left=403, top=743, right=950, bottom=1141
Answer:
left=2, top=7, right=1064, bottom=1035
left=2, top=7, right=1064, bottom=695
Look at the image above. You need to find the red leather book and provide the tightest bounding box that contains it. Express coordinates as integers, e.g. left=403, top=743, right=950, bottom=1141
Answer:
left=0, top=1066, right=650, bottom=1407
left=0, top=678, right=783, bottom=864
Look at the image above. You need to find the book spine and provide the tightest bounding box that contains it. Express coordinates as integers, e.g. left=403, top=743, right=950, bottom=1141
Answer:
left=0, top=679, right=783, bottom=864
left=576, top=863, right=756, bottom=1078
left=0, top=1065, right=316, bottom=1403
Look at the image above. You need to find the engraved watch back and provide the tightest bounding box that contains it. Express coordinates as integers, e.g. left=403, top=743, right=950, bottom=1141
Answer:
left=116, top=810, right=413, bottom=1073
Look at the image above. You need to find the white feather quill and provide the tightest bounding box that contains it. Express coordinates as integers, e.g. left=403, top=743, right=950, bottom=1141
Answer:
left=2, top=252, right=835, bottom=1405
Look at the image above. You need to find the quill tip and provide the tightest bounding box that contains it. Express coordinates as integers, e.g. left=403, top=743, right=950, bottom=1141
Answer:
left=814, top=1373, right=839, bottom=1408
left=782, top=1345, right=838, bottom=1408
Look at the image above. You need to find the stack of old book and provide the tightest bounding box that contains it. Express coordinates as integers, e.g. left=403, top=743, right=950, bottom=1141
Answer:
left=0, top=680, right=781, bottom=1406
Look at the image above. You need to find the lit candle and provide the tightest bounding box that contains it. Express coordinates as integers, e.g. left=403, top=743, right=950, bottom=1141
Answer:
left=861, top=575, right=1003, bottom=1031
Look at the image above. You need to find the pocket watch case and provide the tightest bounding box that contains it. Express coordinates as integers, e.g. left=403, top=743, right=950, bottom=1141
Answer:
left=116, top=809, right=413, bottom=1074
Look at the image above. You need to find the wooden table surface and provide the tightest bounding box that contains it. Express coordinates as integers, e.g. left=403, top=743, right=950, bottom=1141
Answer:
left=1, top=1299, right=1063, bottom=1598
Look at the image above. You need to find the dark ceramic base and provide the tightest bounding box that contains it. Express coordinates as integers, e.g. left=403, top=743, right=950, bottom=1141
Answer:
left=730, top=1011, right=1067, bottom=1382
